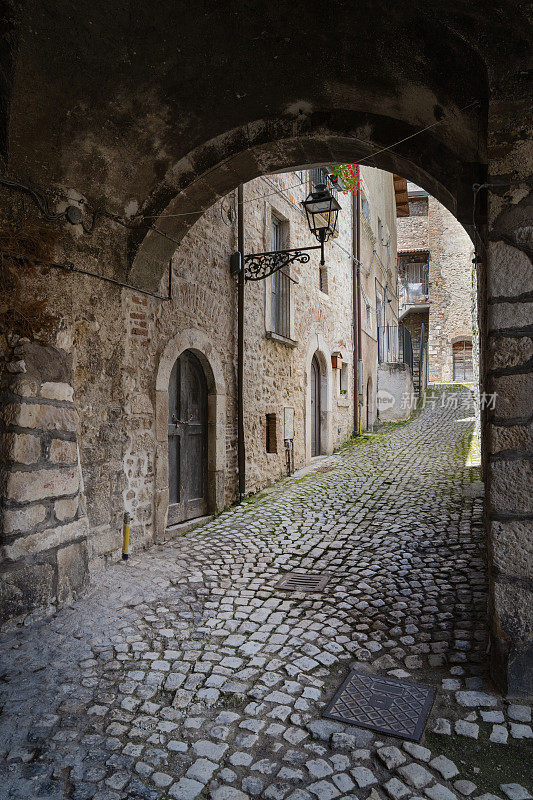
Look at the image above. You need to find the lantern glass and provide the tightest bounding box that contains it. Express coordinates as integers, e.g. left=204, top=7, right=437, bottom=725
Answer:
left=302, top=182, right=342, bottom=242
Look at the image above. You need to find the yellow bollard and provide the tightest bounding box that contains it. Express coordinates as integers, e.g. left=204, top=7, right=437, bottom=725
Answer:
left=122, top=512, right=131, bottom=560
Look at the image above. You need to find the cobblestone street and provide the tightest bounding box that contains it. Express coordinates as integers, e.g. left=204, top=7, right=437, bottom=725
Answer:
left=0, top=387, right=531, bottom=800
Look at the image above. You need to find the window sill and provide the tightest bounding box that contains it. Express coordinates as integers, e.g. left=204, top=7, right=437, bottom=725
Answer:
left=265, top=331, right=298, bottom=348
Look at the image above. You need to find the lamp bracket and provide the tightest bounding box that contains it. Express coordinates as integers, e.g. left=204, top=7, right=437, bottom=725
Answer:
left=243, top=245, right=322, bottom=282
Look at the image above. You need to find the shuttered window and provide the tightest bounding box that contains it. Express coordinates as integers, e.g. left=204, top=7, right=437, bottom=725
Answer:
left=270, top=216, right=290, bottom=338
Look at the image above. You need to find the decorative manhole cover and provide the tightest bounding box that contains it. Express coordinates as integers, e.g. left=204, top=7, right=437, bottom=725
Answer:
left=275, top=572, right=332, bottom=592
left=324, top=670, right=436, bottom=742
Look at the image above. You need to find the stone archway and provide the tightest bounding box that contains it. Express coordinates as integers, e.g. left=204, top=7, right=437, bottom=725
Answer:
left=2, top=0, right=531, bottom=694
left=154, top=329, right=226, bottom=540
left=304, top=335, right=333, bottom=461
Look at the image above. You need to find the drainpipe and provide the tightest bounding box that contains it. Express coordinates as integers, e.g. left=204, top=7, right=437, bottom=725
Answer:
left=237, top=184, right=246, bottom=500
left=352, top=176, right=363, bottom=435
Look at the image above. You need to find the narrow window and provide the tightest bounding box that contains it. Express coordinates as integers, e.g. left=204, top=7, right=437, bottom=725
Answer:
left=270, top=215, right=290, bottom=338
left=340, top=363, right=348, bottom=396
left=361, top=191, right=371, bottom=225
left=308, top=166, right=329, bottom=193
left=266, top=413, right=278, bottom=453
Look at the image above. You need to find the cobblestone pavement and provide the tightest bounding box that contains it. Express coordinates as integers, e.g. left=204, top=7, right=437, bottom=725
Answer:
left=1, top=387, right=531, bottom=800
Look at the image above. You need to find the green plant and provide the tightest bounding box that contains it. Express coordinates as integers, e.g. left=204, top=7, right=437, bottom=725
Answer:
left=330, top=164, right=360, bottom=194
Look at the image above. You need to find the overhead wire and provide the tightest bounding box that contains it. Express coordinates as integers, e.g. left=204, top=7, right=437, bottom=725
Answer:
left=1, top=98, right=481, bottom=256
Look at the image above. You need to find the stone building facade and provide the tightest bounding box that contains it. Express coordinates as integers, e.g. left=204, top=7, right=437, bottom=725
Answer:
left=397, top=183, right=475, bottom=389
left=0, top=165, right=399, bottom=624
left=358, top=170, right=400, bottom=428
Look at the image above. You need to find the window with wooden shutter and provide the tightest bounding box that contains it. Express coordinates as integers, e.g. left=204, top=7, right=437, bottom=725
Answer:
left=270, top=216, right=290, bottom=338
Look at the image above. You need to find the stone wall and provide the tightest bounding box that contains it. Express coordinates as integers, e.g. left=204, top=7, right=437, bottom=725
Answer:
left=0, top=337, right=89, bottom=624
left=485, top=91, right=533, bottom=697
left=377, top=362, right=416, bottom=422
left=427, top=197, right=475, bottom=383
left=241, top=171, right=354, bottom=492
left=359, top=168, right=400, bottom=429
left=397, top=194, right=475, bottom=385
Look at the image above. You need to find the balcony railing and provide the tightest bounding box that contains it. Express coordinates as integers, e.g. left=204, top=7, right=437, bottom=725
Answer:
left=377, top=324, right=400, bottom=364
left=399, top=280, right=429, bottom=308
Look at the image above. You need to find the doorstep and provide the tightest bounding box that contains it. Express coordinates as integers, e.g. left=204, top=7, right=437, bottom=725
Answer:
left=166, top=514, right=214, bottom=537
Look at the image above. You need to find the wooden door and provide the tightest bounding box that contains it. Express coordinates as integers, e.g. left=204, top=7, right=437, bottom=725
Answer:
left=311, top=355, right=321, bottom=457
left=453, top=341, right=474, bottom=381
left=168, top=350, right=207, bottom=526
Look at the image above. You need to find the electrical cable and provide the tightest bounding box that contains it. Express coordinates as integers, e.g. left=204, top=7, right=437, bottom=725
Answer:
left=1, top=99, right=483, bottom=281
left=1, top=250, right=171, bottom=301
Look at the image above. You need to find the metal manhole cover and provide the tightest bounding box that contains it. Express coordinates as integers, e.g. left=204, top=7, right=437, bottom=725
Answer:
left=275, top=572, right=332, bottom=592
left=324, top=670, right=436, bottom=742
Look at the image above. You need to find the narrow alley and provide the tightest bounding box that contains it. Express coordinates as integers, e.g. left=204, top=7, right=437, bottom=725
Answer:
left=0, top=387, right=530, bottom=800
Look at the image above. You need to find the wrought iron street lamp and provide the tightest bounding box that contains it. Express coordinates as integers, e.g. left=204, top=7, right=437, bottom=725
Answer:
left=231, top=182, right=341, bottom=282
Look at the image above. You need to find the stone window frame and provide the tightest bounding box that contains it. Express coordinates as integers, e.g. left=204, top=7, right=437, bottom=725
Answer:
left=263, top=201, right=296, bottom=343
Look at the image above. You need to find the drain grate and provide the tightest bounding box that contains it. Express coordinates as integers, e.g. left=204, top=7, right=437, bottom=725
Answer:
left=324, top=670, right=436, bottom=742
left=275, top=571, right=332, bottom=592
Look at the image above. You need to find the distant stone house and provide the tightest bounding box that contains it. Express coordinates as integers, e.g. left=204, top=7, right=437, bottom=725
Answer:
left=396, top=181, right=475, bottom=392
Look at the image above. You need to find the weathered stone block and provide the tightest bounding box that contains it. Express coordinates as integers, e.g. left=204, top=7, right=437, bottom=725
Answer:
left=488, top=241, right=533, bottom=298
left=16, top=518, right=89, bottom=555
left=2, top=503, right=47, bottom=534
left=130, top=393, right=153, bottom=415
left=155, top=390, right=167, bottom=442
left=8, top=377, right=39, bottom=397
left=87, top=527, right=120, bottom=559
left=490, top=520, right=533, bottom=579
left=3, top=402, right=78, bottom=432
left=6, top=467, right=79, bottom=503
left=49, top=438, right=77, bottom=464
left=493, top=374, right=532, bottom=420
left=54, top=496, right=79, bottom=522
left=493, top=580, right=532, bottom=645
left=490, top=460, right=533, bottom=515
left=56, top=540, right=89, bottom=603
left=489, top=301, right=533, bottom=331
left=0, top=561, right=55, bottom=624
left=489, top=337, right=533, bottom=370
left=40, top=381, right=74, bottom=402
left=489, top=423, right=532, bottom=455
left=0, top=432, right=41, bottom=464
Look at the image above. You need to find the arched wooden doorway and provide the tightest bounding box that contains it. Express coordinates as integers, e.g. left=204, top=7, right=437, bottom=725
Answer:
left=311, top=354, right=321, bottom=457
left=366, top=377, right=373, bottom=430
left=167, top=350, right=208, bottom=525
